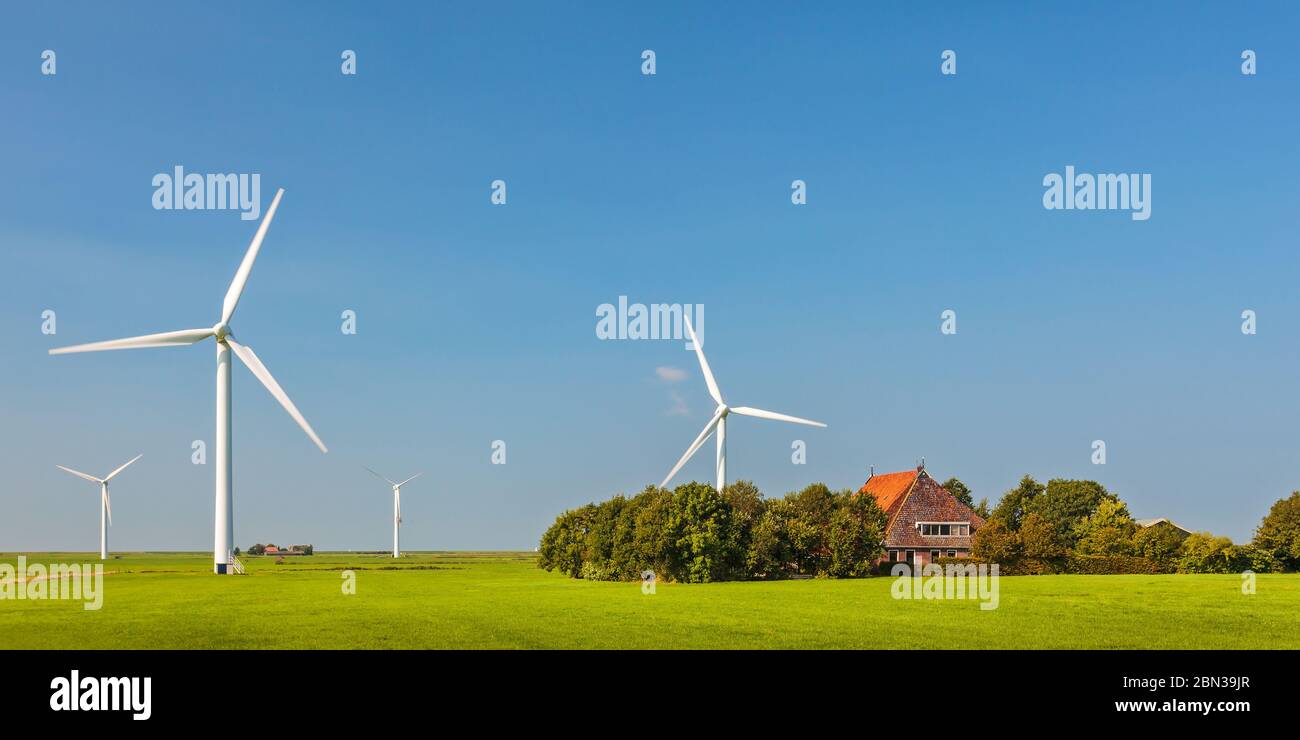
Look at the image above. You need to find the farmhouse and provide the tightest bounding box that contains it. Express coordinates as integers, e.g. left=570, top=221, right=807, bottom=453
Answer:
left=857, top=462, right=985, bottom=567
left=1134, top=518, right=1192, bottom=538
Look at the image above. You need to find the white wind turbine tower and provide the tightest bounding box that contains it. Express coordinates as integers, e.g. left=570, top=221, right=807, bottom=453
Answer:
left=364, top=467, right=423, bottom=558
left=56, top=454, right=142, bottom=560
left=49, top=189, right=327, bottom=574
left=660, top=316, right=826, bottom=493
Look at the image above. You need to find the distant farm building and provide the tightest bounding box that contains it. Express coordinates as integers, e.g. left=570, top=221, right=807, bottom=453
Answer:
left=1134, top=518, right=1192, bottom=538
left=248, top=543, right=313, bottom=556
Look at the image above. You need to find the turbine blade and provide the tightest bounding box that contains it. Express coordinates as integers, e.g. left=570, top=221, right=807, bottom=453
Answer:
left=220, top=188, right=284, bottom=325
left=683, top=315, right=723, bottom=405
left=226, top=337, right=327, bottom=453
left=660, top=407, right=724, bottom=488
left=396, top=473, right=423, bottom=488
left=364, top=466, right=398, bottom=486
left=56, top=465, right=101, bottom=484
left=48, top=328, right=214, bottom=355
left=730, top=406, right=827, bottom=428
left=103, top=453, right=143, bottom=482
left=103, top=487, right=113, bottom=527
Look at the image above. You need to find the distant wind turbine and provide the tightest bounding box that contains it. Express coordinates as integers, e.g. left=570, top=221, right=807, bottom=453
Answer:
left=660, top=316, right=826, bottom=493
left=49, top=189, right=327, bottom=574
left=56, top=454, right=142, bottom=560
left=365, top=467, right=423, bottom=558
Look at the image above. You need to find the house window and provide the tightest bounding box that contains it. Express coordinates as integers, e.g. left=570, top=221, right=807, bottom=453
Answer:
left=889, top=550, right=899, bottom=562
left=918, top=522, right=971, bottom=536
left=947, top=549, right=957, bottom=558
left=906, top=550, right=916, bottom=566
left=930, top=549, right=940, bottom=562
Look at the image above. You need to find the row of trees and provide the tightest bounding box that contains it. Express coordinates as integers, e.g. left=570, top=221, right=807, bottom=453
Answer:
left=538, top=481, right=888, bottom=582
left=971, top=476, right=1296, bottom=573
left=540, top=475, right=1300, bottom=581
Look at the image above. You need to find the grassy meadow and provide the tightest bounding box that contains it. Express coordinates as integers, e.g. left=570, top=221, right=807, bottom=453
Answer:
left=1, top=552, right=1296, bottom=649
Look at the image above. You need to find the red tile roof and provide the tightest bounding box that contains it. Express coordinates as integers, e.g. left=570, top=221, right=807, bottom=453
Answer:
left=857, top=468, right=987, bottom=549
left=857, top=470, right=918, bottom=514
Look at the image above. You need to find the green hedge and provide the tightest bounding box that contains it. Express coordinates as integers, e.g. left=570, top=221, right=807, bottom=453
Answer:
left=924, top=555, right=1162, bottom=575
left=1065, top=554, right=1164, bottom=574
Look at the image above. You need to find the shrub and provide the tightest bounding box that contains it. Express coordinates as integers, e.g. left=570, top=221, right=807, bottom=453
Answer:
left=1065, top=554, right=1163, bottom=575
left=1224, top=544, right=1278, bottom=573
left=1132, top=524, right=1184, bottom=570
left=931, top=556, right=1057, bottom=575
left=1176, top=532, right=1236, bottom=574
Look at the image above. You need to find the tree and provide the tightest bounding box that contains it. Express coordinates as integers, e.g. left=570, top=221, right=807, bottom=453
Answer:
left=972, top=519, right=1020, bottom=563
left=748, top=500, right=794, bottom=578
left=973, top=497, right=991, bottom=519
left=631, top=485, right=674, bottom=577
left=789, top=483, right=837, bottom=529
left=824, top=490, right=888, bottom=577
left=1253, top=491, right=1300, bottom=570
left=1073, top=499, right=1136, bottom=556
left=665, top=482, right=740, bottom=583
left=1030, top=479, right=1116, bottom=547
left=1019, top=512, right=1064, bottom=560
left=941, top=478, right=974, bottom=509
left=723, top=480, right=767, bottom=577
left=990, top=475, right=1044, bottom=530
left=1133, top=524, right=1185, bottom=569
left=785, top=516, right=823, bottom=575
left=538, top=504, right=596, bottom=577
left=779, top=483, right=838, bottom=574
left=1224, top=544, right=1278, bottom=573
left=580, top=495, right=627, bottom=579
left=1176, top=532, right=1236, bottom=574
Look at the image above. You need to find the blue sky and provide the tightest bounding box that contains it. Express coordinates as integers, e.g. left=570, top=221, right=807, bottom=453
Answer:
left=2, top=2, right=1297, bottom=551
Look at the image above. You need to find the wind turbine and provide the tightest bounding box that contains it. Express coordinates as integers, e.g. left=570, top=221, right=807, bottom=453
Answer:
left=55, top=454, right=142, bottom=560
left=49, top=189, right=327, bottom=574
left=660, top=316, right=826, bottom=493
left=364, top=467, right=423, bottom=558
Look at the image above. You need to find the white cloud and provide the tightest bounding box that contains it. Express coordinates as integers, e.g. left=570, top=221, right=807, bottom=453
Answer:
left=655, top=366, right=688, bottom=383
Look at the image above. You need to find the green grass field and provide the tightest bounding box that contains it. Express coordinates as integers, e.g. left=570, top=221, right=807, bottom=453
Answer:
left=1, top=552, right=1295, bottom=649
